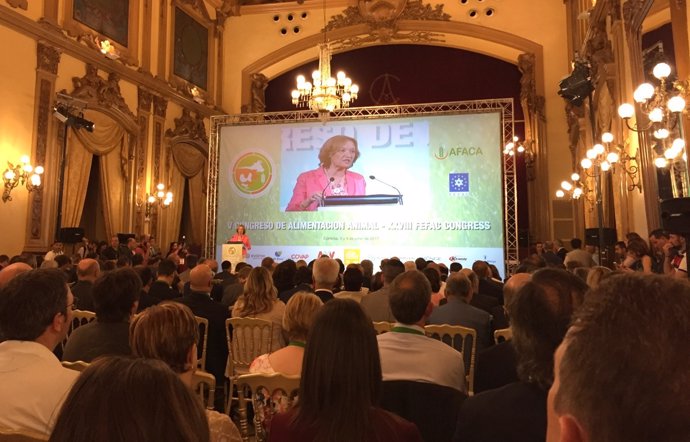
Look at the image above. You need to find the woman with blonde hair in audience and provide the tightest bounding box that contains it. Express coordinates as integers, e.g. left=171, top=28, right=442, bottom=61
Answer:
left=250, top=291, right=323, bottom=375
left=269, top=299, right=422, bottom=442
left=585, top=265, right=612, bottom=289
left=50, top=356, right=210, bottom=442
left=620, top=237, right=653, bottom=273
left=129, top=302, right=241, bottom=442
left=232, top=266, right=286, bottom=351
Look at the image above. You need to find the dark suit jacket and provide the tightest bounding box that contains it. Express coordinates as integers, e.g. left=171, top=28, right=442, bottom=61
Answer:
left=137, top=289, right=160, bottom=312
left=313, top=289, right=334, bottom=303
left=542, top=251, right=562, bottom=266
left=470, top=293, right=499, bottom=315
left=149, top=280, right=178, bottom=301
left=71, top=280, right=95, bottom=311
left=100, top=246, right=118, bottom=261
left=491, top=305, right=509, bottom=331
left=278, top=283, right=313, bottom=304
left=473, top=341, right=518, bottom=394
left=428, top=298, right=493, bottom=352
left=454, top=381, right=547, bottom=442
left=556, top=247, right=568, bottom=263
left=478, top=278, right=504, bottom=304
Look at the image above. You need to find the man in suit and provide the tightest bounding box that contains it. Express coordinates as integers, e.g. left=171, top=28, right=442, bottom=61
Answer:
left=542, top=240, right=563, bottom=267
left=490, top=272, right=531, bottom=331
left=428, top=272, right=493, bottom=352
left=460, top=268, right=499, bottom=315
left=361, top=259, right=405, bottom=322
left=454, top=269, right=587, bottom=442
left=311, top=257, right=339, bottom=303
left=176, top=263, right=229, bottom=411
left=555, top=239, right=568, bottom=263
left=472, top=261, right=503, bottom=304
left=148, top=259, right=179, bottom=301
left=71, top=258, right=99, bottom=311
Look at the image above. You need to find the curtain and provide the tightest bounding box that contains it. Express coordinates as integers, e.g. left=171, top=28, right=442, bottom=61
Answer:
left=61, top=131, right=92, bottom=227
left=187, top=171, right=206, bottom=245
left=160, top=169, right=186, bottom=252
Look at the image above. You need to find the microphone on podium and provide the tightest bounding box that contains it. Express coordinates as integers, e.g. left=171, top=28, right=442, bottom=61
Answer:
left=369, top=175, right=403, bottom=205
left=320, top=177, right=335, bottom=206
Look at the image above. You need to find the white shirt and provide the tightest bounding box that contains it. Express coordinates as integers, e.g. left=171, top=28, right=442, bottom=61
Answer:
left=43, top=250, right=63, bottom=262
left=0, top=341, right=79, bottom=435
left=377, top=323, right=466, bottom=393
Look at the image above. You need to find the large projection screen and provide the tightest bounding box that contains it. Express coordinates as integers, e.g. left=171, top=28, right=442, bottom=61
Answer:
left=210, top=101, right=512, bottom=277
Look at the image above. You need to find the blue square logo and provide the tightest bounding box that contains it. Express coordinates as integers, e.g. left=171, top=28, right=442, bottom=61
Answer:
left=449, top=172, right=470, bottom=193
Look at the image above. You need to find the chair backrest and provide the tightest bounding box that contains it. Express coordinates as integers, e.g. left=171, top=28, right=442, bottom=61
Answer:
left=372, top=321, right=393, bottom=335
left=194, top=315, right=209, bottom=371
left=61, top=309, right=96, bottom=351
left=380, top=380, right=466, bottom=442
left=424, top=324, right=477, bottom=395
left=61, top=360, right=90, bottom=373
left=0, top=427, right=48, bottom=442
left=191, top=369, right=216, bottom=410
left=227, top=317, right=274, bottom=376
left=236, top=373, right=300, bottom=442
left=494, top=327, right=513, bottom=344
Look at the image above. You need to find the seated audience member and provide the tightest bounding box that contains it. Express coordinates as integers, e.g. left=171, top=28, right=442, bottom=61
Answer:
left=423, top=267, right=444, bottom=307
left=135, top=265, right=158, bottom=312
left=378, top=271, right=466, bottom=393
left=460, top=268, right=499, bottom=315
left=620, top=237, right=652, bottom=273
left=471, top=261, right=503, bottom=303
left=0, top=262, right=32, bottom=289
left=491, top=272, right=531, bottom=330
left=361, top=259, right=406, bottom=323
left=647, top=229, right=668, bottom=274
left=663, top=232, right=687, bottom=279
left=250, top=291, right=323, bottom=375
left=71, top=258, right=100, bottom=311
left=149, top=258, right=179, bottom=301
left=474, top=273, right=531, bottom=393
left=310, top=257, right=340, bottom=303
left=63, top=267, right=141, bottom=362
left=0, top=269, right=79, bottom=435
left=335, top=266, right=368, bottom=303
left=269, top=299, right=423, bottom=442
left=44, top=241, right=64, bottom=261
left=49, top=356, right=210, bottom=442
left=613, top=240, right=628, bottom=267
left=177, top=253, right=198, bottom=292
left=454, top=268, right=587, bottom=442
left=360, top=259, right=374, bottom=289
left=130, top=302, right=241, bottom=442
left=232, top=266, right=286, bottom=351
left=215, top=260, right=238, bottom=287
left=222, top=266, right=251, bottom=307
left=547, top=274, right=690, bottom=442
left=585, top=266, right=612, bottom=289
left=428, top=272, right=493, bottom=352
left=572, top=266, right=590, bottom=282
left=273, top=260, right=298, bottom=296
left=261, top=256, right=276, bottom=272
left=278, top=266, right=313, bottom=304
left=542, top=241, right=563, bottom=267
left=177, top=264, right=230, bottom=411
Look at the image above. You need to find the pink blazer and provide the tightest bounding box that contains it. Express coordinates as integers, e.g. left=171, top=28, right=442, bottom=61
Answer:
left=286, top=168, right=366, bottom=211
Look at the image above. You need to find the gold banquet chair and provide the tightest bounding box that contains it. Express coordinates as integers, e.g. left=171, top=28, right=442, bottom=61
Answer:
left=192, top=369, right=216, bottom=411
left=194, top=315, right=209, bottom=371
left=236, top=373, right=300, bottom=442
left=0, top=428, right=48, bottom=442
left=424, top=324, right=477, bottom=395
left=494, top=327, right=513, bottom=344
left=227, top=317, right=274, bottom=376
left=372, top=321, right=394, bottom=335
left=60, top=309, right=96, bottom=351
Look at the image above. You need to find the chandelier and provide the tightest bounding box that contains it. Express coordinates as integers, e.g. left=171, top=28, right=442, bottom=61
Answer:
left=291, top=1, right=358, bottom=113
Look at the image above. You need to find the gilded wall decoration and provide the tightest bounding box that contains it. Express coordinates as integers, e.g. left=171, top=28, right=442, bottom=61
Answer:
left=173, top=7, right=209, bottom=90
left=37, top=41, right=61, bottom=74
left=67, top=64, right=135, bottom=119
left=165, top=108, right=208, bottom=143
left=73, top=0, right=129, bottom=46
left=6, top=0, right=28, bottom=11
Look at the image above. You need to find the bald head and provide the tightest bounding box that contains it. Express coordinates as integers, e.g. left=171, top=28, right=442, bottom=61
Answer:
left=504, top=273, right=531, bottom=307
left=189, top=264, right=213, bottom=292
left=77, top=258, right=100, bottom=281
left=0, top=263, right=32, bottom=289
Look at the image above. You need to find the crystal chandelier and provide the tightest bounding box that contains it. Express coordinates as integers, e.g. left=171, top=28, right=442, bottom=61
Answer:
left=291, top=1, right=358, bottom=113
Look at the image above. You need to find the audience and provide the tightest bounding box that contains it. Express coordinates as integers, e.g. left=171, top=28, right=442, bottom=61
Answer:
left=423, top=267, right=444, bottom=306
left=250, top=291, right=323, bottom=375
left=0, top=262, right=32, bottom=289
left=0, top=269, right=79, bottom=435
left=647, top=229, right=668, bottom=274
left=222, top=265, right=251, bottom=307
left=621, top=237, right=652, bottom=273
left=663, top=232, right=687, bottom=279
left=311, top=257, right=340, bottom=303
left=63, top=267, right=141, bottom=362
left=49, top=356, right=210, bottom=442
left=70, top=258, right=100, bottom=311
left=547, top=274, right=690, bottom=442
left=471, top=261, right=503, bottom=303
left=564, top=238, right=595, bottom=268
left=130, top=302, right=241, bottom=442
left=149, top=258, right=179, bottom=301
left=491, top=272, right=530, bottom=330
left=378, top=270, right=466, bottom=393
left=334, top=266, right=368, bottom=303
left=269, top=299, right=423, bottom=441
left=460, top=268, right=499, bottom=314
left=361, top=259, right=405, bottom=322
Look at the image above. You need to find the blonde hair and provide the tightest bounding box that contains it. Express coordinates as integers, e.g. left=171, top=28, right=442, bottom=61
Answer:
left=318, top=135, right=360, bottom=167
left=238, top=267, right=277, bottom=317
left=282, top=291, right=323, bottom=341
left=130, top=302, right=198, bottom=373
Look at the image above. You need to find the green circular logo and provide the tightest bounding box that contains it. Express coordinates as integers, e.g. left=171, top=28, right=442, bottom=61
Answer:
left=231, top=151, right=273, bottom=197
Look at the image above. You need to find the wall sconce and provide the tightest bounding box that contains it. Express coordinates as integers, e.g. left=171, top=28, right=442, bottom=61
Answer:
left=190, top=86, right=205, bottom=104
left=143, top=183, right=173, bottom=220
left=96, top=37, right=120, bottom=60
left=3, top=155, right=44, bottom=203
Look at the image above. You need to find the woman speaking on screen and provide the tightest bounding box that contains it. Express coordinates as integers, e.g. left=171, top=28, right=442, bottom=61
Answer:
left=286, top=135, right=366, bottom=211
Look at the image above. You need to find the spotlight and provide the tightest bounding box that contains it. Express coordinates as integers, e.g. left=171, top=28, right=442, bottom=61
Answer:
left=558, top=61, right=594, bottom=106
left=52, top=105, right=95, bottom=132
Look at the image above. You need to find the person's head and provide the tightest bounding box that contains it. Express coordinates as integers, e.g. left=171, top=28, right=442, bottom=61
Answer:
left=422, top=267, right=441, bottom=293
left=444, top=272, right=473, bottom=301
left=503, top=272, right=531, bottom=308
left=236, top=266, right=252, bottom=283
left=50, top=356, right=209, bottom=442
left=389, top=270, right=432, bottom=325
left=283, top=291, right=323, bottom=341
left=92, top=267, right=141, bottom=322
left=76, top=258, right=100, bottom=282
left=200, top=258, right=218, bottom=274
left=55, top=254, right=71, bottom=269
left=131, top=253, right=144, bottom=266
left=625, top=231, right=642, bottom=244
left=51, top=241, right=64, bottom=253
left=449, top=262, right=463, bottom=273
left=648, top=228, right=669, bottom=253
left=312, top=257, right=340, bottom=289
left=317, top=135, right=360, bottom=169
left=293, top=266, right=312, bottom=286
left=613, top=240, right=627, bottom=258
left=0, top=262, right=32, bottom=288
left=572, top=266, right=590, bottom=282
left=189, top=264, right=213, bottom=292
left=260, top=256, right=275, bottom=272
left=239, top=266, right=277, bottom=316
left=511, top=268, right=587, bottom=389
left=135, top=265, right=153, bottom=288
left=130, top=302, right=199, bottom=374
left=547, top=274, right=690, bottom=442
left=459, top=268, right=479, bottom=294
left=535, top=241, right=544, bottom=254
left=157, top=259, right=177, bottom=280
left=0, top=269, right=72, bottom=347
left=343, top=266, right=364, bottom=291
left=110, top=235, right=119, bottom=248
left=626, top=237, right=650, bottom=258
left=184, top=254, right=199, bottom=270
left=236, top=224, right=246, bottom=235
left=127, top=238, right=137, bottom=251
left=294, top=299, right=380, bottom=441
left=381, top=258, right=405, bottom=286
left=221, top=260, right=232, bottom=272
left=360, top=259, right=373, bottom=278
left=669, top=232, right=687, bottom=249
left=273, top=259, right=298, bottom=292
left=414, top=257, right=427, bottom=271
left=570, top=238, right=582, bottom=250
left=471, top=260, right=491, bottom=279
left=585, top=266, right=611, bottom=289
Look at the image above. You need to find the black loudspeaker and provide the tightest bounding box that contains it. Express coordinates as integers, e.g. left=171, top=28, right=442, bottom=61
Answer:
left=518, top=229, right=530, bottom=248
left=585, top=228, right=617, bottom=247
left=59, top=227, right=84, bottom=244
left=117, top=233, right=136, bottom=244
left=661, top=198, right=690, bottom=234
